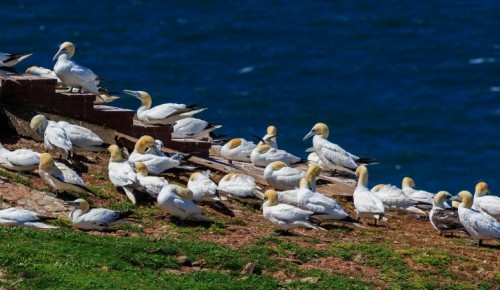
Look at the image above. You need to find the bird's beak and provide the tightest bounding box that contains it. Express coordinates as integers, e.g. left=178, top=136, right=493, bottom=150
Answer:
left=304, top=147, right=315, bottom=153
left=64, top=201, right=79, bottom=206
left=450, top=195, right=462, bottom=202
left=303, top=130, right=315, bottom=141
left=53, top=48, right=65, bottom=61
left=123, top=90, right=142, bottom=100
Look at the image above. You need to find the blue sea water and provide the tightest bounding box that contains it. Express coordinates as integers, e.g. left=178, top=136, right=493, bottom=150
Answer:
left=1, top=1, right=498, bottom=195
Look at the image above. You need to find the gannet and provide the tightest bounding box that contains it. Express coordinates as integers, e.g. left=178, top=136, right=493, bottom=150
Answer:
left=306, top=152, right=329, bottom=172
left=128, top=135, right=192, bottom=174
left=303, top=123, right=376, bottom=174
left=53, top=41, right=102, bottom=97
left=25, top=66, right=62, bottom=85
left=217, top=173, right=264, bottom=205
left=0, top=143, right=40, bottom=172
left=123, top=90, right=206, bottom=125
left=257, top=125, right=278, bottom=148
left=157, top=184, right=211, bottom=222
left=0, top=52, right=32, bottom=67
left=56, top=121, right=107, bottom=152
left=187, top=170, right=219, bottom=202
left=30, top=114, right=73, bottom=160
left=262, top=189, right=323, bottom=232
left=353, top=165, right=386, bottom=225
left=250, top=144, right=301, bottom=167
left=65, top=198, right=133, bottom=231
left=453, top=190, right=500, bottom=246
left=264, top=161, right=305, bottom=190
left=402, top=177, right=435, bottom=208
left=220, top=138, right=257, bottom=163
left=0, top=194, right=58, bottom=229
left=429, top=191, right=465, bottom=235
left=172, top=117, right=222, bottom=139
left=371, top=184, right=428, bottom=216
left=107, top=145, right=141, bottom=204
left=473, top=182, right=500, bottom=220
left=134, top=161, right=169, bottom=199
left=93, top=94, right=120, bottom=104
left=38, top=153, right=92, bottom=195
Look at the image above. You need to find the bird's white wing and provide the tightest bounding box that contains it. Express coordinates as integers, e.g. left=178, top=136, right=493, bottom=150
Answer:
left=7, top=149, right=40, bottom=167
left=269, top=204, right=314, bottom=222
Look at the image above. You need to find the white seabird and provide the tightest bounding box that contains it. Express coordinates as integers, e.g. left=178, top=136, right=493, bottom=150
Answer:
left=187, top=170, right=219, bottom=202
left=56, top=120, right=107, bottom=152
left=0, top=52, right=32, bottom=67
left=257, top=125, right=278, bottom=148
left=38, top=153, right=92, bottom=195
left=30, top=114, right=73, bottom=160
left=220, top=138, right=257, bottom=163
left=65, top=198, right=133, bottom=231
left=371, top=184, right=428, bottom=216
left=264, top=161, right=305, bottom=190
left=107, top=145, right=141, bottom=204
left=25, top=66, right=62, bottom=85
left=303, top=123, right=376, bottom=174
left=134, top=161, right=169, bottom=199
left=53, top=41, right=102, bottom=97
left=217, top=173, right=264, bottom=205
left=262, top=189, right=323, bottom=233
left=172, top=117, right=222, bottom=139
left=453, top=190, right=500, bottom=246
left=157, top=184, right=211, bottom=222
left=429, top=191, right=465, bottom=235
left=401, top=177, right=435, bottom=208
left=353, top=165, right=386, bottom=225
left=0, top=194, right=58, bottom=229
left=128, top=135, right=192, bottom=174
left=0, top=143, right=40, bottom=172
left=250, top=144, right=301, bottom=167
left=473, top=182, right=500, bottom=220
left=123, top=90, right=206, bottom=125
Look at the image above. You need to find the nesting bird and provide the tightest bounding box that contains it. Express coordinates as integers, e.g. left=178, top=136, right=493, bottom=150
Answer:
left=217, top=173, right=264, bottom=205
left=53, top=41, right=102, bottom=96
left=157, top=184, right=211, bottom=222
left=38, top=153, right=92, bottom=195
left=172, top=117, right=222, bottom=139
left=107, top=145, right=141, bottom=204
left=128, top=135, right=192, bottom=174
left=473, top=182, right=499, bottom=220
left=371, top=184, right=428, bottom=216
left=257, top=125, right=278, bottom=148
left=56, top=121, right=107, bottom=152
left=220, top=138, right=257, bottom=163
left=0, top=143, right=40, bottom=172
left=401, top=177, right=435, bottom=208
left=66, top=198, right=133, bottom=231
left=353, top=165, right=386, bottom=225
left=303, top=123, right=375, bottom=174
left=123, top=90, right=206, bottom=125
left=250, top=144, right=301, bottom=167
left=187, top=170, right=219, bottom=202
left=0, top=194, right=58, bottom=229
left=429, top=191, right=465, bottom=235
left=262, top=189, right=323, bottom=233
left=135, top=161, right=169, bottom=199
left=264, top=161, right=305, bottom=190
left=30, top=114, right=73, bottom=160
left=453, top=190, right=500, bottom=246
left=25, top=66, right=62, bottom=85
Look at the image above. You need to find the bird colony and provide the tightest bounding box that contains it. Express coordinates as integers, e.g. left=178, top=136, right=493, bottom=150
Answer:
left=0, top=43, right=499, bottom=247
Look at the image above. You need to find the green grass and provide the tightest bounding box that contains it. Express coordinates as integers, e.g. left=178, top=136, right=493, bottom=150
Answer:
left=0, top=169, right=33, bottom=187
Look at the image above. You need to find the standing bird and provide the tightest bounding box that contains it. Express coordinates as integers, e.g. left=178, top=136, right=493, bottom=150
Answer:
left=262, top=189, right=323, bottom=233
left=0, top=51, right=32, bottom=67
left=53, top=41, right=102, bottom=98
left=30, top=114, right=73, bottom=160
left=217, top=173, right=264, bottom=205
left=38, top=153, right=92, bottom=195
left=0, top=194, right=58, bottom=229
left=65, top=198, right=133, bottom=231
left=187, top=170, right=219, bottom=202
left=250, top=144, right=301, bottom=167
left=123, top=90, right=206, bottom=125
left=134, top=162, right=169, bottom=199
left=473, top=182, right=500, bottom=220
left=220, top=138, right=257, bottom=163
left=353, top=165, right=386, bottom=225
left=429, top=191, right=465, bottom=235
left=128, top=135, right=192, bottom=174
left=401, top=177, right=435, bottom=208
left=57, top=121, right=107, bottom=152
left=453, top=191, right=500, bottom=246
left=172, top=117, right=222, bottom=140
left=0, top=143, right=40, bottom=172
left=107, top=145, right=141, bottom=204
left=157, top=184, right=211, bottom=222
left=257, top=125, right=278, bottom=148
left=303, top=123, right=375, bottom=174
